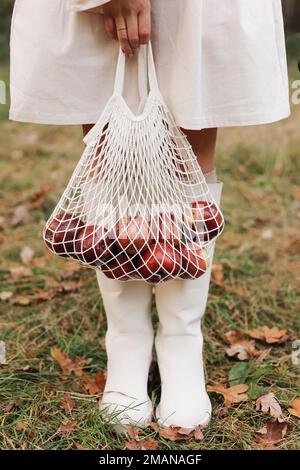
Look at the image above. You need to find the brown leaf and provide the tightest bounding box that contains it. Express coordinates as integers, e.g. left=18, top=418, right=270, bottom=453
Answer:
left=51, top=347, right=86, bottom=376
left=223, top=330, right=245, bottom=345
left=10, top=205, right=31, bottom=227
left=57, top=419, right=78, bottom=434
left=60, top=393, right=75, bottom=415
left=95, top=371, right=106, bottom=394
left=125, top=438, right=158, bottom=450
left=127, top=427, right=140, bottom=439
left=247, top=326, right=289, bottom=344
left=158, top=426, right=190, bottom=442
left=211, top=263, right=224, bottom=284
left=20, top=246, right=34, bottom=265
left=288, top=399, right=300, bottom=419
left=255, top=421, right=290, bottom=443
left=207, top=383, right=248, bottom=406
left=81, top=371, right=105, bottom=395
left=255, top=393, right=285, bottom=422
left=226, top=340, right=260, bottom=361
left=193, top=426, right=205, bottom=441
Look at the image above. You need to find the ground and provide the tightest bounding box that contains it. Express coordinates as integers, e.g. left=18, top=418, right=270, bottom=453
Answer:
left=0, top=36, right=299, bottom=450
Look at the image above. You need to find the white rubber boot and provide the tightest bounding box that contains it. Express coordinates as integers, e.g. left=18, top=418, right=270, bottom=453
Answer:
left=154, top=182, right=223, bottom=428
left=97, top=272, right=154, bottom=431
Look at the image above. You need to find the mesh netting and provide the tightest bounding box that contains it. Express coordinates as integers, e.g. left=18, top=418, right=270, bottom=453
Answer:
left=43, top=43, right=224, bottom=283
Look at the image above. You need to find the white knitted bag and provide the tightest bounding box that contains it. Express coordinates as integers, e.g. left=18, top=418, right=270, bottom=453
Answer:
left=43, top=43, right=224, bottom=283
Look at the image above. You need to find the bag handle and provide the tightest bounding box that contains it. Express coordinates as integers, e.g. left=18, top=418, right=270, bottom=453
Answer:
left=113, top=41, right=159, bottom=98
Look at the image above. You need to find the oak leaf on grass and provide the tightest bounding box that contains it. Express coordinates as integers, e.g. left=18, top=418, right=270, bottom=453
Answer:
left=51, top=347, right=86, bottom=376
left=288, top=399, right=300, bottom=419
left=255, top=393, right=285, bottom=422
left=60, top=392, right=75, bottom=415
left=207, top=383, right=248, bottom=406
left=255, top=420, right=290, bottom=444
left=247, top=326, right=289, bottom=344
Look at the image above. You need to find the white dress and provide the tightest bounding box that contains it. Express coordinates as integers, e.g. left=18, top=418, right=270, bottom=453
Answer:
left=9, top=0, right=290, bottom=129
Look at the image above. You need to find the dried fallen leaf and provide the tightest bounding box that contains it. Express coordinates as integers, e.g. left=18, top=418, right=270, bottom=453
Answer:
left=211, top=263, right=224, bottom=284
left=51, top=348, right=86, bottom=376
left=207, top=383, right=248, bottom=406
left=226, top=340, right=260, bottom=361
left=158, top=426, right=190, bottom=442
left=223, top=330, right=245, bottom=345
left=255, top=393, right=285, bottom=422
left=247, top=326, right=289, bottom=344
left=125, top=438, right=158, bottom=450
left=193, top=426, right=205, bottom=441
left=20, top=246, right=34, bottom=265
left=288, top=399, right=300, bottom=419
left=57, top=419, right=78, bottom=434
left=255, top=421, right=290, bottom=443
left=10, top=205, right=31, bottom=227
left=81, top=371, right=106, bottom=395
left=60, top=393, right=75, bottom=415
left=0, top=291, right=13, bottom=301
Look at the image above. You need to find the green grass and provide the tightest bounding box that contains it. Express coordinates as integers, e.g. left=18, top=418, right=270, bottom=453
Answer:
left=0, top=38, right=300, bottom=450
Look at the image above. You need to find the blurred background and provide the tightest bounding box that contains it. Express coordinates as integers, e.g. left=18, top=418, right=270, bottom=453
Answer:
left=0, top=0, right=299, bottom=451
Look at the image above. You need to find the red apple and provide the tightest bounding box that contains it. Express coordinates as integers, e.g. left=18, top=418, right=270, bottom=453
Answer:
left=179, top=243, right=207, bottom=279
left=44, top=212, right=84, bottom=257
left=101, top=252, right=136, bottom=280
left=136, top=242, right=181, bottom=283
left=116, top=216, right=151, bottom=255
left=184, top=201, right=223, bottom=241
left=151, top=213, right=182, bottom=246
left=203, top=203, right=224, bottom=240
left=75, top=225, right=112, bottom=265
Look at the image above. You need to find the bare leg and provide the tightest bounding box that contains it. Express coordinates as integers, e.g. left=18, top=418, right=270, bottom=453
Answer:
left=181, top=127, right=218, bottom=174
left=82, top=124, right=94, bottom=137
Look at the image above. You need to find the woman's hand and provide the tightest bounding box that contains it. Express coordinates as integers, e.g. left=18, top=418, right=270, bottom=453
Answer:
left=102, top=0, right=151, bottom=56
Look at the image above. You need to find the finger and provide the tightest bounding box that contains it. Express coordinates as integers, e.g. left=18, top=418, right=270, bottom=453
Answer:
left=138, top=8, right=151, bottom=44
left=126, top=13, right=139, bottom=50
left=104, top=15, right=117, bottom=40
left=115, top=16, right=133, bottom=56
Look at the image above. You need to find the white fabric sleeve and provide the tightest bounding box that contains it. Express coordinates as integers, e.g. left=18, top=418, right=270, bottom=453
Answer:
left=68, top=1, right=110, bottom=13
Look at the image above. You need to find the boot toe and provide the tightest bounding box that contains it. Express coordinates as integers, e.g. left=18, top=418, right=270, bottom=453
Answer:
left=99, top=392, right=153, bottom=431
left=156, top=394, right=212, bottom=429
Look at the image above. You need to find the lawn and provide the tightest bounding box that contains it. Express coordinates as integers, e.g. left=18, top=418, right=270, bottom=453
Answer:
left=0, top=37, right=299, bottom=450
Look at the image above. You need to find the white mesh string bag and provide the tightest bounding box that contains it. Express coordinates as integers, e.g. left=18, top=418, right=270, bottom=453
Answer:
left=43, top=43, right=224, bottom=283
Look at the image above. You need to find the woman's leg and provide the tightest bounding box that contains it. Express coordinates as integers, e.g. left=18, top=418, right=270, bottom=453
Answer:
left=181, top=127, right=218, bottom=175
left=155, top=128, right=222, bottom=428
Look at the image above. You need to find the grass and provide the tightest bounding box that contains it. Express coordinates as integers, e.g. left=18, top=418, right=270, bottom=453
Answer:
left=0, top=38, right=300, bottom=450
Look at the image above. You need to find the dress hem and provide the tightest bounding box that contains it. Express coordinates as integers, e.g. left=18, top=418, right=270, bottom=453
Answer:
left=9, top=106, right=291, bottom=128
